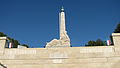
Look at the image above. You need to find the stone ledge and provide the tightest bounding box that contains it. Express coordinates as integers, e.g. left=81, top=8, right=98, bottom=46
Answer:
left=112, top=33, right=120, bottom=36
left=0, top=58, right=108, bottom=64
left=0, top=37, right=7, bottom=40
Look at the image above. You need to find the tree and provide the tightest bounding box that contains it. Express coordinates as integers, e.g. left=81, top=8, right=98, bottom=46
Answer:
left=86, top=39, right=106, bottom=46
left=13, top=40, right=20, bottom=48
left=109, top=23, right=120, bottom=45
left=21, top=44, right=29, bottom=48
left=0, top=32, right=7, bottom=37
left=114, top=23, right=120, bottom=33
left=0, top=32, right=29, bottom=48
left=95, top=39, right=104, bottom=46
left=87, top=40, right=96, bottom=46
left=7, top=37, right=20, bottom=48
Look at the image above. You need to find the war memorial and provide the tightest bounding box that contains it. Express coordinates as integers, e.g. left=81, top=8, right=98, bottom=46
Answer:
left=0, top=7, right=120, bottom=68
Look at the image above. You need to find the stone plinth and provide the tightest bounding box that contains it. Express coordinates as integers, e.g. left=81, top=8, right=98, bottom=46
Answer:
left=45, top=39, right=70, bottom=48
left=0, top=37, right=7, bottom=55
left=112, top=33, right=120, bottom=47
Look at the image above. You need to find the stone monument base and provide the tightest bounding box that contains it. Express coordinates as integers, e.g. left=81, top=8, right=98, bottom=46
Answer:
left=45, top=39, right=70, bottom=48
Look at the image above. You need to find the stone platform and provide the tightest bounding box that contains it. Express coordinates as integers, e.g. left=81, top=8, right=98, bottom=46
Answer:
left=0, top=33, right=120, bottom=68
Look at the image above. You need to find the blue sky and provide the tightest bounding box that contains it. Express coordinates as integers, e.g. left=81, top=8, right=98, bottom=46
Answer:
left=0, top=0, right=120, bottom=48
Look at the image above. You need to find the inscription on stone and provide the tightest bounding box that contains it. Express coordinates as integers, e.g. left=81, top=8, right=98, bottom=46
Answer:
left=49, top=52, right=68, bottom=58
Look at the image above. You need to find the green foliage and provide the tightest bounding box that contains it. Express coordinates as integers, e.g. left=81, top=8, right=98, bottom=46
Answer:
left=95, top=39, right=104, bottom=46
left=109, top=23, right=120, bottom=45
left=0, top=32, right=7, bottom=37
left=21, top=44, right=29, bottom=48
left=0, top=32, right=29, bottom=48
left=13, top=40, right=20, bottom=48
left=86, top=39, right=106, bottom=46
left=7, top=37, right=20, bottom=48
left=87, top=40, right=96, bottom=46
left=114, top=23, right=120, bottom=33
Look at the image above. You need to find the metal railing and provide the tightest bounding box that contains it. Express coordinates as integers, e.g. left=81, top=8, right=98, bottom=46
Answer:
left=0, top=63, right=7, bottom=68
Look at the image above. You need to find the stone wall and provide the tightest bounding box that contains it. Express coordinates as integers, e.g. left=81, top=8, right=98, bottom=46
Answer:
left=0, top=33, right=120, bottom=68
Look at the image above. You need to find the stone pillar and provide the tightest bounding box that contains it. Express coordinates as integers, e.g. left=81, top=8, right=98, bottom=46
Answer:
left=0, top=37, right=7, bottom=55
left=59, top=7, right=70, bottom=47
left=112, top=33, right=120, bottom=47
left=45, top=7, right=70, bottom=48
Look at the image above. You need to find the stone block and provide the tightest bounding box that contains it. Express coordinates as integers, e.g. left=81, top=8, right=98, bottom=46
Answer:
left=86, top=63, right=107, bottom=68
left=112, top=33, right=120, bottom=47
left=44, top=64, right=86, bottom=68
left=108, top=63, right=120, bottom=68
left=0, top=37, right=7, bottom=55
left=6, top=64, right=44, bottom=68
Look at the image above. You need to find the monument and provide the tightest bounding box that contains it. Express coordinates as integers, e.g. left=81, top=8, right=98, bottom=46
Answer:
left=45, top=7, right=70, bottom=48
left=0, top=7, right=120, bottom=68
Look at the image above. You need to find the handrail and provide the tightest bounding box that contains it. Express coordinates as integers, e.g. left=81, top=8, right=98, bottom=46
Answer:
left=0, top=63, right=7, bottom=68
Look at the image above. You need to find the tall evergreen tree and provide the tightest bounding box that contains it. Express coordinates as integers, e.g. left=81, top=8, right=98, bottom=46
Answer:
left=114, top=23, right=120, bottom=33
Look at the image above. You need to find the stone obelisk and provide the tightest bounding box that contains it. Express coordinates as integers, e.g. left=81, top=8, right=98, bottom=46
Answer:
left=59, top=7, right=70, bottom=46
left=45, top=7, right=70, bottom=48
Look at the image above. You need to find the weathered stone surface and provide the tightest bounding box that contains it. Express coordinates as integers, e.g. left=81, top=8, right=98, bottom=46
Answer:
left=0, top=46, right=114, bottom=60
left=112, top=33, right=120, bottom=47
left=0, top=46, right=119, bottom=68
left=44, top=64, right=86, bottom=68
left=0, top=37, right=7, bottom=55
left=108, top=63, right=120, bottom=68
left=87, top=63, right=107, bottom=68
left=0, top=33, right=120, bottom=68
left=6, top=64, right=44, bottom=68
